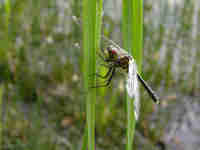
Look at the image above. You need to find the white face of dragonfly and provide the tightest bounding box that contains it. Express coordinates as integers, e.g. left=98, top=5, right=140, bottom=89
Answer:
left=126, top=57, right=140, bottom=121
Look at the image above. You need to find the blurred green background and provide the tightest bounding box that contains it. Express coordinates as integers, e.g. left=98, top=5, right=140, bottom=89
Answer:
left=1, top=0, right=200, bottom=150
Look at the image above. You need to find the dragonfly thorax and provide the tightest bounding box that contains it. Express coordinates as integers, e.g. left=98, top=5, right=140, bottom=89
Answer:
left=116, top=56, right=129, bottom=69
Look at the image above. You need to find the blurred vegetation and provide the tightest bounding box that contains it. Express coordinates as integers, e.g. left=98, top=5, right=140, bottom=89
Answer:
left=0, top=0, right=199, bottom=150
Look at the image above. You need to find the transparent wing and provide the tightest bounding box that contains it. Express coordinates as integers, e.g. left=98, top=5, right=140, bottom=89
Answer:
left=126, top=58, right=140, bottom=121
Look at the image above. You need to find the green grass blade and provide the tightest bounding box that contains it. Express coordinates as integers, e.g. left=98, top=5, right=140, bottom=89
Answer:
left=5, top=0, right=11, bottom=27
left=132, top=0, right=143, bottom=71
left=0, top=85, right=3, bottom=150
left=82, top=0, right=102, bottom=149
left=0, top=1, right=11, bottom=149
left=81, top=127, right=88, bottom=150
left=122, top=0, right=143, bottom=150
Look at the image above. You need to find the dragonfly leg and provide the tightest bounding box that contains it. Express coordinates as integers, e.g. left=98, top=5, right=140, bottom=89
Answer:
left=104, top=67, right=115, bottom=86
left=95, top=67, right=113, bottom=79
left=90, top=68, right=115, bottom=88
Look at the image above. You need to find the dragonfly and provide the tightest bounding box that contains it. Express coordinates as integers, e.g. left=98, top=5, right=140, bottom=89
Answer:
left=92, top=36, right=160, bottom=120
left=93, top=36, right=160, bottom=103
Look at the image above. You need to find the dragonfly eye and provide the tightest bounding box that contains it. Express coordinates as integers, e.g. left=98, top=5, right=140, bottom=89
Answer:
left=111, top=50, right=117, bottom=55
left=106, top=45, right=118, bottom=59
left=109, top=50, right=117, bottom=59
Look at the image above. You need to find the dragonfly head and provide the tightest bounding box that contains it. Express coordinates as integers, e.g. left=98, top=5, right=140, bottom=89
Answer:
left=106, top=45, right=118, bottom=60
